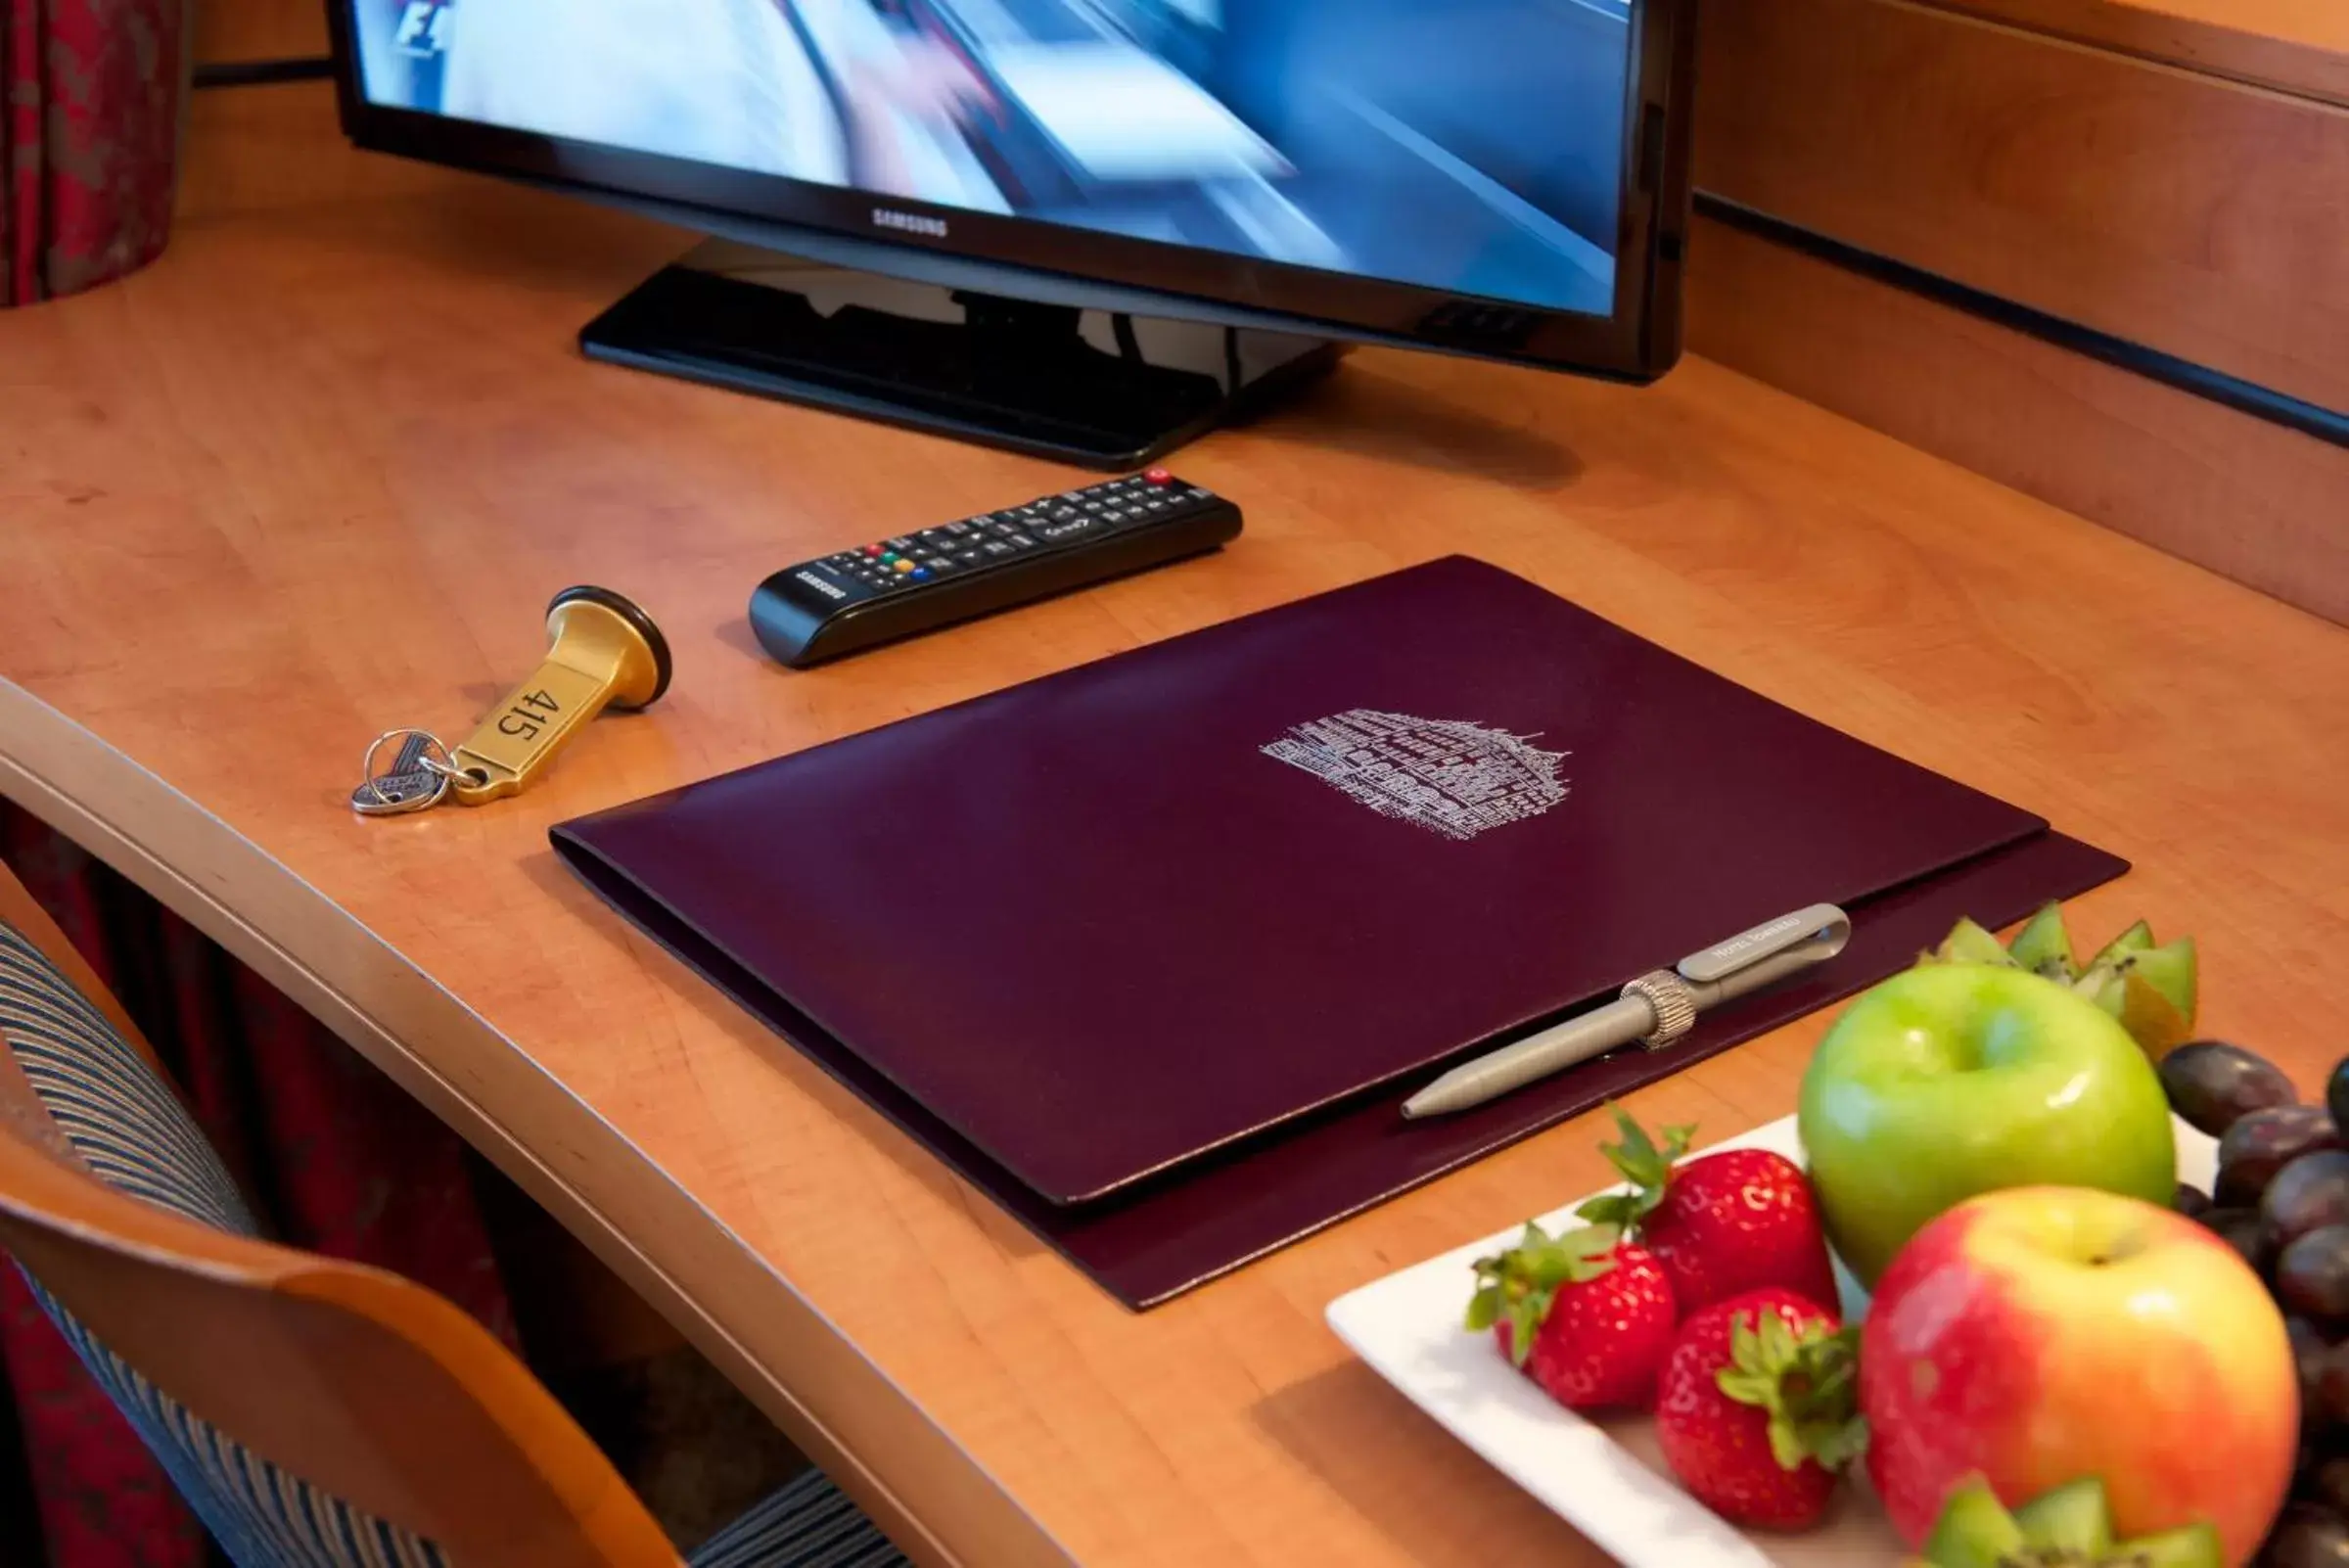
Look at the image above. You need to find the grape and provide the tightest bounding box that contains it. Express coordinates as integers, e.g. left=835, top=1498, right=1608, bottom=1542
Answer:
left=2261, top=1506, right=2349, bottom=1567
left=2220, top=1106, right=2343, bottom=1208
left=2164, top=1040, right=2299, bottom=1135
left=2318, top=1344, right=2349, bottom=1430
left=2203, top=1207, right=2272, bottom=1273
left=2331, top=1059, right=2349, bottom=1144
left=2294, top=1317, right=2337, bottom=1415
left=2176, top=1181, right=2214, bottom=1219
left=2280, top=1226, right=2349, bottom=1327
left=2271, top=1154, right=2349, bottom=1249
left=2311, top=1457, right=2349, bottom=1518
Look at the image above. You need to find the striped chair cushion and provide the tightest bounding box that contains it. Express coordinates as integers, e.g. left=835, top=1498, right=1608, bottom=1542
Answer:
left=688, top=1467, right=909, bottom=1568
left=0, top=918, right=451, bottom=1566
left=0, top=918, right=908, bottom=1568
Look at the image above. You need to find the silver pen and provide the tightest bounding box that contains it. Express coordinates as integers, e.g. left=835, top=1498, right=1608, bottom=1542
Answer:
left=1401, top=903, right=1853, bottom=1120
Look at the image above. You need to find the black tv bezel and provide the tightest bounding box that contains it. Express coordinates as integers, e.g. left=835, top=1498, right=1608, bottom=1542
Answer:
left=323, top=0, right=1699, bottom=383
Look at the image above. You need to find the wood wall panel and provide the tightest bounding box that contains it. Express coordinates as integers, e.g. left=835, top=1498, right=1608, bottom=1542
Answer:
left=1685, top=212, right=2349, bottom=625
left=1694, top=0, right=2349, bottom=416
left=1924, top=0, right=2349, bottom=105
left=194, top=0, right=330, bottom=64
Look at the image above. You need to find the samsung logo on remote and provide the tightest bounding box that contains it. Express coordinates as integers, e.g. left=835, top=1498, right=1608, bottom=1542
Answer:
left=795, top=571, right=848, bottom=601
left=873, top=208, right=948, bottom=239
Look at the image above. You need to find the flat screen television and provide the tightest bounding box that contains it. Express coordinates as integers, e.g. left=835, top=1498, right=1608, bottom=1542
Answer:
left=329, top=0, right=1700, bottom=465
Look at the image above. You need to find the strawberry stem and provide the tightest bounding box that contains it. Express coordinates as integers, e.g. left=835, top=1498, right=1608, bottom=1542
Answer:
left=1573, top=1103, right=1693, bottom=1240
left=1712, top=1308, right=1866, bottom=1471
left=1465, top=1222, right=1623, bottom=1366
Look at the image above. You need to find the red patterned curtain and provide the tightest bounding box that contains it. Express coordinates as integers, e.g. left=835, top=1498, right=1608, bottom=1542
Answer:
left=1, top=0, right=183, bottom=307
left=0, top=801, right=527, bottom=1566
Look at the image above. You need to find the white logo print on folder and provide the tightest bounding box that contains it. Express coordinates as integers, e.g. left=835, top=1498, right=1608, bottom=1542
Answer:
left=1261, top=709, right=1568, bottom=841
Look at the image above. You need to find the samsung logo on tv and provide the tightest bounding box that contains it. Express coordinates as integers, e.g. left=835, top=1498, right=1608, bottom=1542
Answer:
left=872, top=208, right=948, bottom=239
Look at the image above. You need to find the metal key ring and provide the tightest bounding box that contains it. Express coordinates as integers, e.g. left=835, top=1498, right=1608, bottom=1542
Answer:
left=358, top=728, right=454, bottom=807
left=417, top=752, right=489, bottom=788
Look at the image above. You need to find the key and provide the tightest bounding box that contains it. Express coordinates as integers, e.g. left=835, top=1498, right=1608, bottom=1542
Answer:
left=442, top=586, right=672, bottom=806
left=350, top=730, right=449, bottom=816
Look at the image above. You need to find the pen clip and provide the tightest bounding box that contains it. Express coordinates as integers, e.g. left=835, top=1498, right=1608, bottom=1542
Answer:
left=1676, top=903, right=1852, bottom=984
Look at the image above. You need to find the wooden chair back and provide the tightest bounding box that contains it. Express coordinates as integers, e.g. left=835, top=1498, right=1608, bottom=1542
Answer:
left=0, top=861, right=685, bottom=1567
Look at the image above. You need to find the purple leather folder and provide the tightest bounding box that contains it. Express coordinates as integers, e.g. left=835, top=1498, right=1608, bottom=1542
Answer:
left=553, top=558, right=2126, bottom=1307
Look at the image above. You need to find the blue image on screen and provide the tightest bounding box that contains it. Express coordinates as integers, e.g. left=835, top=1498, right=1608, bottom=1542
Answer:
left=353, top=0, right=1631, bottom=317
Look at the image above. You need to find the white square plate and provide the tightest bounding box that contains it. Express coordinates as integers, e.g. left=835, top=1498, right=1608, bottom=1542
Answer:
left=1325, top=1114, right=2221, bottom=1567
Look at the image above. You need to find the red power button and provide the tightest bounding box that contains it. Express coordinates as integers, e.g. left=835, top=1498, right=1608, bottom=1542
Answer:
left=1143, top=467, right=1174, bottom=485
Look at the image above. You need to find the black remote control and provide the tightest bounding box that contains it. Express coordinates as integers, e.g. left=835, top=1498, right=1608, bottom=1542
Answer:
left=749, top=470, right=1242, bottom=668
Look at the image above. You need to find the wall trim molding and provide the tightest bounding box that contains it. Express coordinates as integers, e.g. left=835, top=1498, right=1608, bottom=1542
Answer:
left=1693, top=190, right=2349, bottom=450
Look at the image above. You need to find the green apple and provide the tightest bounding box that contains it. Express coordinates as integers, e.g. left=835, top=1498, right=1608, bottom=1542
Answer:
left=1797, top=962, right=2175, bottom=1287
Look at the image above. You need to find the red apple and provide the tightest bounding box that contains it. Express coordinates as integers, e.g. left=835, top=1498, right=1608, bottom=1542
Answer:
left=1862, top=1185, right=2295, bottom=1567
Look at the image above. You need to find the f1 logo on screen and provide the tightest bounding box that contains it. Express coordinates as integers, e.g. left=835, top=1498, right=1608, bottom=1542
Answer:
left=392, top=0, right=452, bottom=58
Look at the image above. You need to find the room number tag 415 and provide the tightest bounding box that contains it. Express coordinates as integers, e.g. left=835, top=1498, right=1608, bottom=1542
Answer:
left=351, top=586, right=672, bottom=817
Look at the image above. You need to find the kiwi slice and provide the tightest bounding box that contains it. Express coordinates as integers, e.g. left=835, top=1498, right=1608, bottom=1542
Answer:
left=2089, top=918, right=2155, bottom=970
left=1922, top=1477, right=2026, bottom=1568
left=1917, top=1475, right=2219, bottom=1568
left=2118, top=937, right=2196, bottom=1025
left=2074, top=964, right=2128, bottom=1016
left=2007, top=903, right=2078, bottom=981
left=2110, top=1520, right=2223, bottom=1568
left=2014, top=1476, right=2112, bottom=1554
left=1936, top=918, right=2018, bottom=969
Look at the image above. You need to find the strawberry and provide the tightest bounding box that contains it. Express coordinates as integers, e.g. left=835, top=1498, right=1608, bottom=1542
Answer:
left=1653, top=1288, right=1865, bottom=1530
left=1576, top=1105, right=1840, bottom=1315
left=1465, top=1222, right=1678, bottom=1411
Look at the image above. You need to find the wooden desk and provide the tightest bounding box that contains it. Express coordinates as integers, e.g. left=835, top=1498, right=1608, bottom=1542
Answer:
left=4, top=171, right=2346, bottom=1568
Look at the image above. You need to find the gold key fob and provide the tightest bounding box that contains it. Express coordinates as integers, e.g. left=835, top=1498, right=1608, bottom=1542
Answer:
left=446, top=586, right=671, bottom=805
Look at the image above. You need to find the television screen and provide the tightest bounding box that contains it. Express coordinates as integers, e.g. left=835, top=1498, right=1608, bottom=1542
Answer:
left=349, top=0, right=1634, bottom=319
